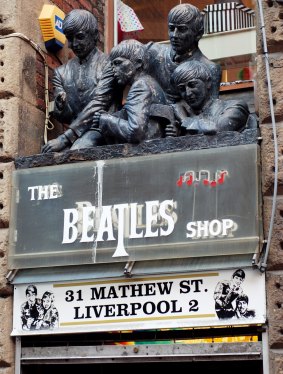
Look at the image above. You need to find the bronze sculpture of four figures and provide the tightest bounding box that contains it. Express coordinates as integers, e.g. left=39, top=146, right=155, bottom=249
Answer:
left=42, top=3, right=253, bottom=154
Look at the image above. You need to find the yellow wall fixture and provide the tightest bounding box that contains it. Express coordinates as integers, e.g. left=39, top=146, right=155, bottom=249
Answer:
left=38, top=4, right=66, bottom=52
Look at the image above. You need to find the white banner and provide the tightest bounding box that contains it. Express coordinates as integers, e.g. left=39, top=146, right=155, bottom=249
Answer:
left=12, top=268, right=266, bottom=336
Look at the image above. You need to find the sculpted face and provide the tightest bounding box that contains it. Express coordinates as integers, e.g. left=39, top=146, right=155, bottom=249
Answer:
left=66, top=29, right=97, bottom=59
left=177, top=78, right=208, bottom=110
left=111, top=57, right=137, bottom=86
left=168, top=23, right=197, bottom=55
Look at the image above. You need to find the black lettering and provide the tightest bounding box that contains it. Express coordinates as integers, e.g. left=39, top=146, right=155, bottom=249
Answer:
left=191, top=279, right=203, bottom=292
left=130, top=302, right=142, bottom=315
left=85, top=305, right=92, bottom=318
left=107, top=286, right=118, bottom=299
left=157, top=281, right=173, bottom=295
left=130, top=284, right=144, bottom=297
left=171, top=299, right=182, bottom=313
left=189, top=299, right=199, bottom=312
left=65, top=290, right=74, bottom=302
left=144, top=283, right=156, bottom=296
left=116, top=303, right=130, bottom=316
left=91, top=305, right=104, bottom=317
left=104, top=304, right=116, bottom=317
left=179, top=280, right=191, bottom=293
left=76, top=289, right=83, bottom=301
left=118, top=285, right=131, bottom=298
left=74, top=306, right=84, bottom=319
left=143, top=301, right=155, bottom=315
left=156, top=300, right=170, bottom=314
left=90, top=287, right=106, bottom=300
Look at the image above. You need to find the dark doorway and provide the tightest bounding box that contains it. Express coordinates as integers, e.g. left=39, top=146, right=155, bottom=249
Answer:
left=23, top=360, right=263, bottom=374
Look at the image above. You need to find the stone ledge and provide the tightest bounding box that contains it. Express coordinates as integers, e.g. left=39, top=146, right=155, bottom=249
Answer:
left=15, top=129, right=260, bottom=169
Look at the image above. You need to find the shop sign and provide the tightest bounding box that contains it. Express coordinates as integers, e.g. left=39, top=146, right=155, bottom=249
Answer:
left=12, top=268, right=266, bottom=336
left=9, top=145, right=261, bottom=269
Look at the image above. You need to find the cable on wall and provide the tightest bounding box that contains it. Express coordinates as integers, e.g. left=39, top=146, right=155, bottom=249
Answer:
left=256, top=0, right=279, bottom=273
left=0, top=33, right=54, bottom=144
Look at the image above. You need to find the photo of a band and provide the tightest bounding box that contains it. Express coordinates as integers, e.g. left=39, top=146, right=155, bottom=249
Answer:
left=20, top=285, right=59, bottom=330
left=214, top=269, right=256, bottom=320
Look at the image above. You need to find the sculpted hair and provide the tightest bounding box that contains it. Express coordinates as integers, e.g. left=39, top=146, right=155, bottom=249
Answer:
left=110, top=39, right=145, bottom=67
left=171, top=60, right=211, bottom=86
left=63, top=9, right=98, bottom=37
left=168, top=4, right=204, bottom=40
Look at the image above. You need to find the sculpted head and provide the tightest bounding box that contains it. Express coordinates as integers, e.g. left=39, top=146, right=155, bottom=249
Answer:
left=110, top=39, right=145, bottom=85
left=172, top=60, right=212, bottom=110
left=63, top=9, right=98, bottom=59
left=168, top=4, right=204, bottom=55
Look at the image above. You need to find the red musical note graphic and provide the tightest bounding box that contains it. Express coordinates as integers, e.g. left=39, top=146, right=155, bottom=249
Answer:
left=177, top=169, right=229, bottom=188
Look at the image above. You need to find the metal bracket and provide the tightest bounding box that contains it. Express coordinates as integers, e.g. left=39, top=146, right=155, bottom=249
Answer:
left=124, top=261, right=135, bottom=278
left=6, top=269, right=18, bottom=283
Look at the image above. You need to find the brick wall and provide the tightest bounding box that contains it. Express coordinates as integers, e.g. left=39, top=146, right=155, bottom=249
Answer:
left=1, top=0, right=283, bottom=372
left=256, top=0, right=283, bottom=372
left=0, top=1, right=105, bottom=372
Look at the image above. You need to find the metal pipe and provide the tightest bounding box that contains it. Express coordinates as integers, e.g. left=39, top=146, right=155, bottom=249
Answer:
left=15, top=337, right=21, bottom=374
left=114, top=0, right=118, bottom=46
left=262, top=327, right=270, bottom=374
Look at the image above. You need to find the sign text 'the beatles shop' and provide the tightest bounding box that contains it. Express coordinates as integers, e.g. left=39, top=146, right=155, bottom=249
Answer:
left=9, top=145, right=261, bottom=269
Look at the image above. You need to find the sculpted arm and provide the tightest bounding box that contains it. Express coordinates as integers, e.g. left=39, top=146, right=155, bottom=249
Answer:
left=42, top=63, right=117, bottom=153
left=52, top=67, right=74, bottom=124
left=216, top=100, right=250, bottom=132
left=69, top=62, right=118, bottom=139
left=99, top=81, right=152, bottom=143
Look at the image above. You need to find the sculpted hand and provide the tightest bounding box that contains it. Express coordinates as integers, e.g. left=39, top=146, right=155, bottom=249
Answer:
left=55, top=91, right=67, bottom=111
left=181, top=117, right=201, bottom=134
left=182, top=117, right=217, bottom=135
left=165, top=122, right=178, bottom=137
left=41, top=134, right=70, bottom=153
left=92, top=110, right=105, bottom=128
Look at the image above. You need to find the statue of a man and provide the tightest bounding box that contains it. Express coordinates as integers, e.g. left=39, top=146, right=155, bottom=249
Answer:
left=170, top=60, right=250, bottom=135
left=145, top=3, right=222, bottom=103
left=42, top=9, right=109, bottom=153
left=92, top=40, right=167, bottom=145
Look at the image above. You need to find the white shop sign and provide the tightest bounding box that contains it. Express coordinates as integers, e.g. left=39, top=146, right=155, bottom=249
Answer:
left=12, top=268, right=266, bottom=336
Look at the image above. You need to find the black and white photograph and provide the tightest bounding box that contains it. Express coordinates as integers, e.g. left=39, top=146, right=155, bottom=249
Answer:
left=214, top=269, right=256, bottom=320
left=20, top=285, right=59, bottom=331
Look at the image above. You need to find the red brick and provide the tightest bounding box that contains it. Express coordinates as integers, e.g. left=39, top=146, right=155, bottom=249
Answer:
left=78, top=0, right=93, bottom=12
left=36, top=98, right=46, bottom=112
left=62, top=3, right=73, bottom=14
left=36, top=72, right=45, bottom=89
left=53, top=0, right=64, bottom=9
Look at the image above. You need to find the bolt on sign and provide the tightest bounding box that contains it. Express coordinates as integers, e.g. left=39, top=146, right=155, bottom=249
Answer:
left=8, top=144, right=262, bottom=269
left=12, top=268, right=266, bottom=336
